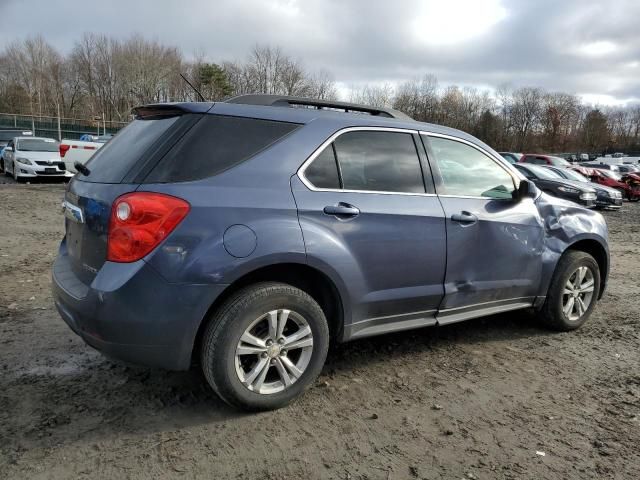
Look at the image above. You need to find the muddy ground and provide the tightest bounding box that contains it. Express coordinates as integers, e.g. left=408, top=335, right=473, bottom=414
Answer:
left=0, top=180, right=638, bottom=480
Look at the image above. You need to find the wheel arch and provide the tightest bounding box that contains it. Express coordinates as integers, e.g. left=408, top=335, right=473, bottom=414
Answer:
left=565, top=238, right=609, bottom=299
left=191, top=262, right=345, bottom=365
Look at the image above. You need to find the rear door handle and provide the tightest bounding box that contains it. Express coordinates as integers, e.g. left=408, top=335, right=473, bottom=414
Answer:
left=323, top=203, right=360, bottom=217
left=451, top=212, right=478, bottom=224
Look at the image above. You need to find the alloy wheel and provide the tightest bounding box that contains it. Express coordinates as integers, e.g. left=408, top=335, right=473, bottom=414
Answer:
left=562, top=266, right=595, bottom=321
left=234, top=309, right=314, bottom=394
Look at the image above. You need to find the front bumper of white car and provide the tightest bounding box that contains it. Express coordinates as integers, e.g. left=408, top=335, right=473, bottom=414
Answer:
left=15, top=160, right=74, bottom=178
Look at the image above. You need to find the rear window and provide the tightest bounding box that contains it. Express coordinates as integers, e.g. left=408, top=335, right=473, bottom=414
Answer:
left=79, top=116, right=180, bottom=183
left=144, top=115, right=300, bottom=183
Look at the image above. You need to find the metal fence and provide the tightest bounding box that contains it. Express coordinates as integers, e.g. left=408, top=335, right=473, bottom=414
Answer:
left=0, top=112, right=129, bottom=140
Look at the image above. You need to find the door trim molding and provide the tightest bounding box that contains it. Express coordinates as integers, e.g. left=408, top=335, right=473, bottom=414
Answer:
left=436, top=297, right=535, bottom=325
left=345, top=309, right=437, bottom=340
left=343, top=297, right=536, bottom=341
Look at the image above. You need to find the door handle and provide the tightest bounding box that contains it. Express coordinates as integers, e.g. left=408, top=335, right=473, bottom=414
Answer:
left=451, top=211, right=478, bottom=224
left=323, top=203, right=360, bottom=217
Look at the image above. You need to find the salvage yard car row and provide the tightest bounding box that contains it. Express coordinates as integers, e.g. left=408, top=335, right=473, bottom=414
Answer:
left=0, top=130, right=108, bottom=181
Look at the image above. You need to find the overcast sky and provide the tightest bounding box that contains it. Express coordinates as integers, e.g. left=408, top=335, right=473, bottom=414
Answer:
left=1, top=0, right=639, bottom=105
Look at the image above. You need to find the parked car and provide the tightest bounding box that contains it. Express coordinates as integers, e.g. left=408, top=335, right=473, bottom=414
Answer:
left=520, top=154, right=571, bottom=167
left=580, top=161, right=621, bottom=172
left=53, top=95, right=610, bottom=411
left=513, top=163, right=597, bottom=207
left=543, top=166, right=622, bottom=209
left=498, top=152, right=523, bottom=164
left=584, top=168, right=640, bottom=201
left=0, top=129, right=33, bottom=172
left=616, top=164, right=640, bottom=174
left=79, top=133, right=113, bottom=142
left=3, top=136, right=71, bottom=181
left=59, top=136, right=111, bottom=173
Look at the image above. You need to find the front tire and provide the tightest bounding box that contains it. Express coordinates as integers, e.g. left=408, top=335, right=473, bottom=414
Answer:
left=538, top=251, right=600, bottom=331
left=201, top=282, right=330, bottom=411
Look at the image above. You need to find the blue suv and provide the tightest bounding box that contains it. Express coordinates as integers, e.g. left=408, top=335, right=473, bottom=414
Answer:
left=53, top=95, right=609, bottom=410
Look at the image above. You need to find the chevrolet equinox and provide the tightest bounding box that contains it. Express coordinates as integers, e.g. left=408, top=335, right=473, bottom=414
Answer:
left=53, top=95, right=609, bottom=410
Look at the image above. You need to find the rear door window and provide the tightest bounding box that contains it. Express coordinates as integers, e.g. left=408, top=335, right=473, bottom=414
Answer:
left=145, top=115, right=300, bottom=183
left=80, top=116, right=180, bottom=183
left=332, top=131, right=425, bottom=193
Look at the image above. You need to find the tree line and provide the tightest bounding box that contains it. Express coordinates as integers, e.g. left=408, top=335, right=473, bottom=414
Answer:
left=1, top=34, right=639, bottom=154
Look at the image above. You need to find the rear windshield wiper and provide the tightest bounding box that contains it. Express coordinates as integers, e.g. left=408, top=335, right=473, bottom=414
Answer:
left=74, top=162, right=91, bottom=176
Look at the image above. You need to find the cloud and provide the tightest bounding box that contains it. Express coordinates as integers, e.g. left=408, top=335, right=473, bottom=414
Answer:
left=0, top=0, right=638, bottom=104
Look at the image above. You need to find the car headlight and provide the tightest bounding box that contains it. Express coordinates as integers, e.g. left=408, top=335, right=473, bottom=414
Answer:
left=16, top=157, right=32, bottom=165
left=579, top=192, right=597, bottom=200
left=607, top=190, right=622, bottom=198
left=558, top=186, right=579, bottom=194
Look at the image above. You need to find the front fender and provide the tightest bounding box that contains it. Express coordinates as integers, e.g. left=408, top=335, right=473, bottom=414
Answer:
left=536, top=193, right=609, bottom=298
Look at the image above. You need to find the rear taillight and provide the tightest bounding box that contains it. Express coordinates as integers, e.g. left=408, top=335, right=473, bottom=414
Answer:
left=107, top=192, right=190, bottom=263
left=59, top=144, right=70, bottom=158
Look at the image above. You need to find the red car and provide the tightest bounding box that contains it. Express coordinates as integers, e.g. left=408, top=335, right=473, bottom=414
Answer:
left=520, top=154, right=572, bottom=167
left=576, top=167, right=640, bottom=201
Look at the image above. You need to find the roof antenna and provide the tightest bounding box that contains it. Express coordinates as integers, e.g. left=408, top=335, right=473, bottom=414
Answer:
left=180, top=73, right=206, bottom=102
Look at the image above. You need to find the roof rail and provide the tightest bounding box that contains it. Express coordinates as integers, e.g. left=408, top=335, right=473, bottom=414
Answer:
left=225, top=94, right=413, bottom=120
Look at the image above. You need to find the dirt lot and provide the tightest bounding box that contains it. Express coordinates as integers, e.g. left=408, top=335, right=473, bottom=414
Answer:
left=0, top=180, right=638, bottom=480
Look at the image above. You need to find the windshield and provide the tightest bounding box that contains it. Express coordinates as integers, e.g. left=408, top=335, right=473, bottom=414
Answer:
left=598, top=169, right=622, bottom=180
left=525, top=164, right=562, bottom=180
left=549, top=156, right=570, bottom=166
left=17, top=138, right=59, bottom=152
left=560, top=169, right=588, bottom=182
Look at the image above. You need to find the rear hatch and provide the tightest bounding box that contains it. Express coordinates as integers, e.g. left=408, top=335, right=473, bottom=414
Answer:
left=62, top=106, right=205, bottom=284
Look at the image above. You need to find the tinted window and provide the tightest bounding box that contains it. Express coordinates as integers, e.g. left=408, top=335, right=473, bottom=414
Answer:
left=429, top=137, right=514, bottom=199
left=81, top=116, right=180, bottom=183
left=333, top=131, right=425, bottom=193
left=305, top=145, right=340, bottom=189
left=146, top=115, right=300, bottom=183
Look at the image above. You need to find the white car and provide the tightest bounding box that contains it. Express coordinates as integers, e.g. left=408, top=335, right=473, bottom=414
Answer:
left=3, top=137, right=73, bottom=181
left=59, top=135, right=110, bottom=173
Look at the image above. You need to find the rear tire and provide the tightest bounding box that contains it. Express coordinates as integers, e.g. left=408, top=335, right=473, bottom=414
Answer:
left=200, top=282, right=330, bottom=411
left=538, top=251, right=600, bottom=331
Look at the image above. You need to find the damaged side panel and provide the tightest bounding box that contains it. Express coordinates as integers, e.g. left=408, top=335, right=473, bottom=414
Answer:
left=535, top=192, right=609, bottom=300
left=436, top=191, right=609, bottom=323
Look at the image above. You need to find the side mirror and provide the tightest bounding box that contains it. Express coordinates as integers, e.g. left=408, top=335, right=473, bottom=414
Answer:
left=4, top=146, right=13, bottom=152
left=514, top=179, right=536, bottom=201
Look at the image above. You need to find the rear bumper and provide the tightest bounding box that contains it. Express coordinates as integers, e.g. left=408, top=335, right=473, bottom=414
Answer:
left=52, top=240, right=226, bottom=370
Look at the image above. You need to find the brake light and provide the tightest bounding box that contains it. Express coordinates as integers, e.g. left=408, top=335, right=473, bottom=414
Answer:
left=59, top=144, right=70, bottom=158
left=107, top=192, right=190, bottom=263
